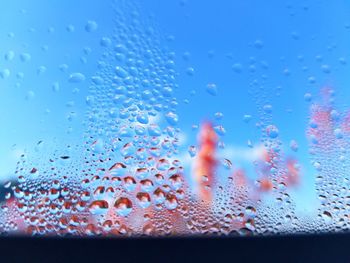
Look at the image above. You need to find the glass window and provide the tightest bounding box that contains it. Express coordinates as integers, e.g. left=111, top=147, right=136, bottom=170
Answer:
left=0, top=0, right=348, bottom=236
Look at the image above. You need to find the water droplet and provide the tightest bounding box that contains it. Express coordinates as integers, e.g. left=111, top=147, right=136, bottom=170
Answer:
left=0, top=69, right=10, bottom=79
left=221, top=158, right=232, bottom=170
left=136, top=193, right=151, bottom=208
left=206, top=83, right=218, bottom=96
left=188, top=146, right=197, bottom=157
left=290, top=140, right=299, bottom=152
left=20, top=53, right=31, bottom=62
left=85, top=20, right=98, bottom=32
left=266, top=125, right=279, bottom=139
left=89, top=200, right=109, bottom=215
left=69, top=72, right=86, bottom=83
left=114, top=197, right=132, bottom=217
left=4, top=51, right=15, bottom=61
left=165, top=194, right=178, bottom=210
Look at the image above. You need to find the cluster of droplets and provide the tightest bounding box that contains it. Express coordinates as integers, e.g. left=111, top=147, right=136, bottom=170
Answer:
left=6, top=144, right=100, bottom=236
left=74, top=0, right=189, bottom=235
left=306, top=89, right=350, bottom=231
left=244, top=106, right=294, bottom=233
left=0, top=0, right=187, bottom=236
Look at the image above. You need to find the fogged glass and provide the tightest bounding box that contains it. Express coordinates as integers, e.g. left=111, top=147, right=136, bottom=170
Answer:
left=0, top=0, right=348, bottom=236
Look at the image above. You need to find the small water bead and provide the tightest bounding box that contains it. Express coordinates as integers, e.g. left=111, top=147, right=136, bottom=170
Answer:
left=304, top=93, right=312, bottom=102
left=48, top=188, right=60, bottom=200
left=165, top=60, right=175, bottom=69
left=109, top=162, right=127, bottom=176
left=148, top=124, right=162, bottom=137
left=114, top=197, right=132, bottom=217
left=334, top=128, right=343, bottom=139
left=41, top=45, right=49, bottom=52
left=182, top=51, right=191, bottom=61
left=186, top=67, right=195, bottom=76
left=83, top=47, right=92, bottom=55
left=263, top=104, right=273, bottom=113
left=188, top=146, right=197, bottom=157
left=245, top=206, right=257, bottom=218
left=85, top=20, right=98, bottom=32
left=91, top=76, right=103, bottom=85
left=313, top=161, right=322, bottom=171
left=91, top=139, right=104, bottom=153
left=165, top=194, right=178, bottom=210
left=246, top=140, right=253, bottom=148
left=161, top=86, right=173, bottom=97
left=118, top=125, right=135, bottom=138
left=25, top=91, right=35, bottom=100
left=254, top=39, right=264, bottom=49
left=80, top=56, right=87, bottom=64
left=121, top=143, right=136, bottom=157
left=136, top=192, right=151, bottom=208
left=244, top=219, right=256, bottom=231
left=214, top=125, right=226, bottom=136
left=20, top=53, right=31, bottom=62
left=290, top=140, right=299, bottom=152
left=157, top=159, right=170, bottom=171
left=69, top=72, right=86, bottom=83
left=221, top=159, right=233, bottom=170
left=135, top=168, right=150, bottom=180
left=136, top=148, right=148, bottom=161
left=136, top=112, right=149, bottom=124
left=248, top=64, right=256, bottom=73
left=153, top=188, right=166, bottom=204
left=321, top=211, right=333, bottom=223
left=339, top=57, right=347, bottom=65
left=37, top=66, right=47, bottom=75
left=0, top=69, right=10, bottom=79
left=115, top=66, right=129, bottom=78
left=169, top=174, right=182, bottom=190
left=201, top=175, right=209, bottom=183
left=3, top=181, right=11, bottom=189
left=123, top=176, right=137, bottom=192
left=165, top=112, right=179, bottom=126
left=52, top=82, right=60, bottom=92
left=101, top=220, right=113, bottom=232
left=308, top=76, right=316, bottom=84
left=5, top=193, right=11, bottom=200
left=330, top=110, right=340, bottom=121
left=215, top=112, right=224, bottom=120
left=100, top=37, right=112, bottom=47
left=207, top=50, right=215, bottom=59
left=4, top=51, right=15, bottom=61
left=232, top=63, right=243, bottom=73
left=140, top=179, right=155, bottom=193
left=66, top=24, right=75, bottom=32
left=89, top=200, right=109, bottom=215
left=321, top=64, right=331, bottom=74
left=59, top=64, right=69, bottom=72
left=243, top=114, right=252, bottom=123
left=93, top=186, right=106, bottom=199
left=206, top=83, right=218, bottom=96
left=266, top=125, right=279, bottom=139
left=16, top=72, right=24, bottom=80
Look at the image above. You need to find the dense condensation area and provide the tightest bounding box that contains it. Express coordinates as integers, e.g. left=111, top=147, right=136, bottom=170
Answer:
left=1, top=0, right=350, bottom=236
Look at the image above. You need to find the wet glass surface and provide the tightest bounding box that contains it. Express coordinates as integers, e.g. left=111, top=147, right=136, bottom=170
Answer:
left=1, top=0, right=350, bottom=237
